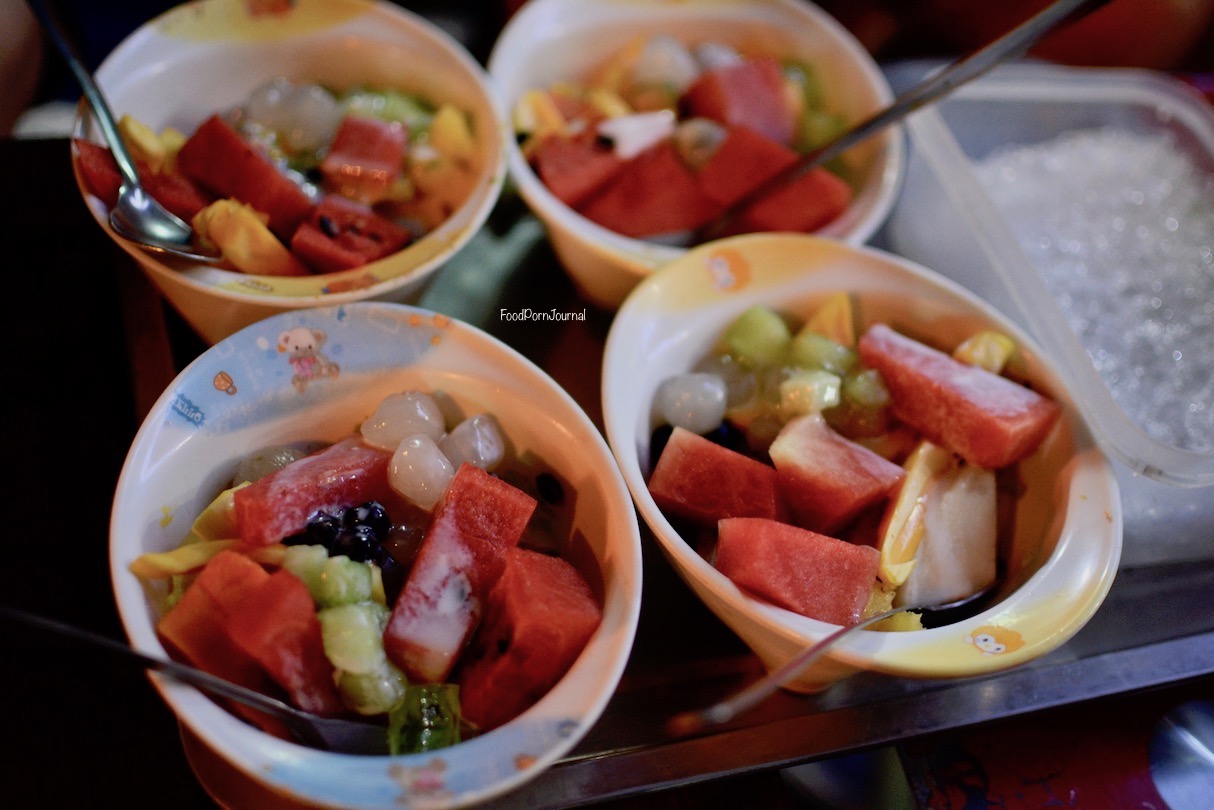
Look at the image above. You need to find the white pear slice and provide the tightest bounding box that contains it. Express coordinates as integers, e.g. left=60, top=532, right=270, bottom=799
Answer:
left=894, top=462, right=998, bottom=607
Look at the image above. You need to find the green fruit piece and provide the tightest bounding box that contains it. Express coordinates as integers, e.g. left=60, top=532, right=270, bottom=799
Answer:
left=782, top=60, right=826, bottom=110
left=788, top=330, right=858, bottom=376
left=720, top=305, right=792, bottom=368
left=282, top=544, right=329, bottom=601
left=318, top=601, right=390, bottom=675
left=825, top=368, right=892, bottom=438
left=317, top=555, right=375, bottom=608
left=780, top=369, right=842, bottom=417
left=796, top=108, right=848, bottom=152
left=337, top=663, right=408, bottom=716
left=389, top=684, right=462, bottom=753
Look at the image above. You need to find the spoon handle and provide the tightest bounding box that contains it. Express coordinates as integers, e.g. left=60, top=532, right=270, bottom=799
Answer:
left=0, top=605, right=304, bottom=722
left=665, top=604, right=914, bottom=738
left=698, top=0, right=1113, bottom=241
left=26, top=0, right=141, bottom=188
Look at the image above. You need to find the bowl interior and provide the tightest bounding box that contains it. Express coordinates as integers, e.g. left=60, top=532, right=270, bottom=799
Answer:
left=488, top=0, right=904, bottom=284
left=74, top=0, right=505, bottom=306
left=603, top=234, right=1121, bottom=685
left=110, top=302, right=641, bottom=808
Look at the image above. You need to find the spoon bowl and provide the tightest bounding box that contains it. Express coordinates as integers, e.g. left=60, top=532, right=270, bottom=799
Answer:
left=30, top=0, right=221, bottom=263
left=108, top=185, right=222, bottom=264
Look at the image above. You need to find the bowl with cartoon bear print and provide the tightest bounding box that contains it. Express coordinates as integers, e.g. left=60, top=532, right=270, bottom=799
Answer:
left=110, top=302, right=643, bottom=808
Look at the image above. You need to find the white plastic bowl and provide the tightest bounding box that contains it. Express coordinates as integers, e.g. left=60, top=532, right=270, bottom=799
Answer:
left=110, top=302, right=642, bottom=808
left=488, top=0, right=904, bottom=309
left=72, top=0, right=507, bottom=344
left=603, top=233, right=1121, bottom=691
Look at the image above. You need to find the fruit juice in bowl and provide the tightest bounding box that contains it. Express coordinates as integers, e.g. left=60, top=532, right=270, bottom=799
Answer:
left=602, top=233, right=1121, bottom=692
left=109, top=302, right=642, bottom=808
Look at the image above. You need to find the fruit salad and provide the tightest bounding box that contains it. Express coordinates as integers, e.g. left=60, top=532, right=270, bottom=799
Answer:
left=645, top=293, right=1061, bottom=629
left=76, top=78, right=482, bottom=275
left=513, top=34, right=856, bottom=244
left=130, top=389, right=601, bottom=754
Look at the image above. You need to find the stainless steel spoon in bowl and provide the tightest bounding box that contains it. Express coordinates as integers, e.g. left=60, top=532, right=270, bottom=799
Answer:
left=26, top=0, right=222, bottom=264
left=0, top=605, right=392, bottom=754
left=665, top=584, right=1001, bottom=738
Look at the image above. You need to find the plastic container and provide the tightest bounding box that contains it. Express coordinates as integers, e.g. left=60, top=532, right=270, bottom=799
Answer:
left=880, top=62, right=1214, bottom=566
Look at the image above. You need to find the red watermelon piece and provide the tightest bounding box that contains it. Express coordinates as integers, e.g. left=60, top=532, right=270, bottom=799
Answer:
left=680, top=57, right=796, bottom=146
left=768, top=413, right=905, bottom=534
left=695, top=125, right=853, bottom=235
left=716, top=517, right=880, bottom=626
left=457, top=547, right=602, bottom=732
left=72, top=138, right=213, bottom=222
left=648, top=426, right=788, bottom=527
left=576, top=140, right=720, bottom=238
left=858, top=324, right=1062, bottom=469
left=320, top=115, right=407, bottom=204
left=696, top=125, right=798, bottom=208
left=232, top=437, right=393, bottom=547
left=176, top=114, right=313, bottom=240
left=73, top=139, right=123, bottom=208
left=383, top=464, right=537, bottom=684
left=156, top=550, right=276, bottom=699
left=225, top=568, right=345, bottom=717
left=142, top=168, right=214, bottom=222
left=290, top=194, right=412, bottom=273
left=726, top=165, right=853, bottom=236
left=530, top=133, right=626, bottom=208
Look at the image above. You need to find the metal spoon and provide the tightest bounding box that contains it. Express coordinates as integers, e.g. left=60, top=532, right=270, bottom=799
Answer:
left=665, top=586, right=1000, bottom=738
left=0, top=605, right=392, bottom=754
left=27, top=0, right=222, bottom=263
left=694, top=0, right=1113, bottom=243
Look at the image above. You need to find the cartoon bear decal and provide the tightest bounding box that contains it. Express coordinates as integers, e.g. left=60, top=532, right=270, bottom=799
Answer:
left=278, top=326, right=339, bottom=392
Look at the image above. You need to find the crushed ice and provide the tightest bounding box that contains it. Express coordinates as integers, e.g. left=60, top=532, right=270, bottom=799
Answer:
left=975, top=128, right=1214, bottom=454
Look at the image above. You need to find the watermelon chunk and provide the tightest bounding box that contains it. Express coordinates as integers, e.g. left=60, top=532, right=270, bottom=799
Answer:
left=716, top=517, right=880, bottom=626
left=225, top=568, right=346, bottom=716
left=74, top=139, right=123, bottom=208
left=576, top=141, right=720, bottom=238
left=857, top=324, right=1062, bottom=469
left=696, top=125, right=798, bottom=208
left=290, top=194, right=412, bottom=273
left=176, top=114, right=313, bottom=240
left=725, top=165, right=853, bottom=236
left=647, top=426, right=788, bottom=527
left=73, top=138, right=212, bottom=222
left=232, top=437, right=393, bottom=546
left=320, top=115, right=408, bottom=205
left=383, top=464, right=537, bottom=683
left=156, top=549, right=271, bottom=688
left=695, top=125, right=853, bottom=236
left=530, top=134, right=626, bottom=208
left=457, top=547, right=602, bottom=732
left=680, top=57, right=796, bottom=146
left=768, top=413, right=905, bottom=534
